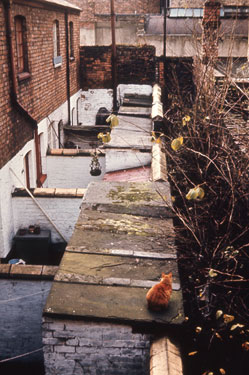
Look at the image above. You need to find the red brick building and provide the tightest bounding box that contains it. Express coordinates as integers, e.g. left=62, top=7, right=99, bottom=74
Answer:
left=0, top=0, right=81, bottom=257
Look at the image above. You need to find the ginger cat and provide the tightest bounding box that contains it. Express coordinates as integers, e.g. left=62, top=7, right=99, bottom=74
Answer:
left=146, top=272, right=172, bottom=312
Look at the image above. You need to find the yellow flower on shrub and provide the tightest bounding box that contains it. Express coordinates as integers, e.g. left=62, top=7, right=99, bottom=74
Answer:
left=182, top=115, right=191, bottom=126
left=97, top=132, right=111, bottom=143
left=186, top=186, right=205, bottom=200
left=106, top=114, right=119, bottom=128
left=171, top=136, right=183, bottom=151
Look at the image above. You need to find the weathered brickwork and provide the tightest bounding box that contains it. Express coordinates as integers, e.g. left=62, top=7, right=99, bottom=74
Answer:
left=42, top=317, right=151, bottom=375
left=80, top=45, right=156, bottom=89
left=11, top=3, right=80, bottom=121
left=0, top=3, right=33, bottom=169
left=0, top=1, right=80, bottom=169
left=77, top=0, right=160, bottom=23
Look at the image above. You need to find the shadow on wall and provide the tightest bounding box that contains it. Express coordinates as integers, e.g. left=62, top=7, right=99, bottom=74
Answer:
left=1, top=358, right=45, bottom=375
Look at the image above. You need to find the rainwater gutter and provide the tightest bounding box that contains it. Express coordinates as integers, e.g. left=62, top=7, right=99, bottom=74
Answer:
left=3, top=0, right=44, bottom=187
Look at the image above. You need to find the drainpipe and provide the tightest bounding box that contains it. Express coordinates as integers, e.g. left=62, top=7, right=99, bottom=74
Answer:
left=110, top=0, right=118, bottom=113
left=65, top=10, right=71, bottom=125
left=3, top=0, right=42, bottom=186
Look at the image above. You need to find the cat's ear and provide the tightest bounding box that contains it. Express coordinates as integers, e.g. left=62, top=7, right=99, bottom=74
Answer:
left=161, top=272, right=166, bottom=277
left=168, top=272, right=172, bottom=279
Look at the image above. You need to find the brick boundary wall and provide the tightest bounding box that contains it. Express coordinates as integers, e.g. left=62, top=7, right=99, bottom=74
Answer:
left=80, top=45, right=156, bottom=89
left=42, top=317, right=151, bottom=375
left=0, top=264, right=58, bottom=279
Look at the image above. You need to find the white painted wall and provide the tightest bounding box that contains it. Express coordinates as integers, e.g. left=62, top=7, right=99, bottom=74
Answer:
left=80, top=27, right=96, bottom=46
left=79, top=89, right=113, bottom=125
left=0, top=91, right=81, bottom=258
left=117, top=84, right=152, bottom=103
left=46, top=155, right=106, bottom=188
left=105, top=149, right=151, bottom=173
left=12, top=196, right=82, bottom=243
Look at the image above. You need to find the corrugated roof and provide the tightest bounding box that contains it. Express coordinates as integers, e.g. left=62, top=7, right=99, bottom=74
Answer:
left=38, top=0, right=81, bottom=11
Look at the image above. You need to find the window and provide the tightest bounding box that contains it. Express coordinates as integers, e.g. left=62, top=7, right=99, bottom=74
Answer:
left=53, top=20, right=62, bottom=67
left=34, top=130, right=47, bottom=187
left=15, top=16, right=29, bottom=79
left=169, top=8, right=203, bottom=18
left=71, top=107, right=76, bottom=125
left=69, top=21, right=74, bottom=59
left=24, top=151, right=31, bottom=189
left=221, top=7, right=249, bottom=19
left=76, top=98, right=81, bottom=125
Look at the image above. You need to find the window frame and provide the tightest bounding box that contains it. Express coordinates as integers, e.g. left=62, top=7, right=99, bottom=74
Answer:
left=69, top=21, right=74, bottom=60
left=15, top=15, right=30, bottom=81
left=24, top=151, right=31, bottom=189
left=53, top=20, right=62, bottom=68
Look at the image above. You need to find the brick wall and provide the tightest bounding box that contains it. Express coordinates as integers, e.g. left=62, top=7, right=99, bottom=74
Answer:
left=11, top=3, right=80, bottom=122
left=202, top=0, right=221, bottom=62
left=42, top=317, right=151, bottom=375
left=80, top=45, right=156, bottom=89
left=0, top=3, right=33, bottom=170
left=78, top=0, right=160, bottom=23
left=0, top=1, right=80, bottom=170
left=0, top=279, right=52, bottom=362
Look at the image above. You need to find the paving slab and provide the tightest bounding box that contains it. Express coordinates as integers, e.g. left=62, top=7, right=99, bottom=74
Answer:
left=117, top=115, right=152, bottom=132
left=105, top=115, right=152, bottom=149
left=44, top=282, right=184, bottom=326
left=82, top=181, right=173, bottom=218
left=119, top=106, right=152, bottom=117
left=67, top=225, right=175, bottom=256
left=55, top=252, right=180, bottom=287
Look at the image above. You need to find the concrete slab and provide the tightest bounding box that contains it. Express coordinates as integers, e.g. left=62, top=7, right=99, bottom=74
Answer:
left=55, top=252, right=179, bottom=286
left=82, top=181, right=173, bottom=217
left=118, top=116, right=152, bottom=132
left=44, top=282, right=184, bottom=326
left=105, top=148, right=151, bottom=173
left=67, top=224, right=175, bottom=256
left=105, top=115, right=152, bottom=149
left=105, top=131, right=152, bottom=149
left=119, top=106, right=151, bottom=117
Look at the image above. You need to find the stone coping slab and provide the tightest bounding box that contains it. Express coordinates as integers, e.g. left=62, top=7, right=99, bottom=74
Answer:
left=67, top=228, right=175, bottom=255
left=49, top=148, right=105, bottom=156
left=75, top=210, right=175, bottom=238
left=12, top=188, right=86, bottom=198
left=82, top=181, right=173, bottom=218
left=44, top=282, right=184, bottom=326
left=55, top=252, right=180, bottom=288
left=0, top=264, right=58, bottom=280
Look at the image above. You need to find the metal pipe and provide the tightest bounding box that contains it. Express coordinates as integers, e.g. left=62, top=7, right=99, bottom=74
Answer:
left=110, top=0, right=118, bottom=112
left=3, top=0, right=18, bottom=101
left=163, top=0, right=168, bottom=59
left=65, top=10, right=71, bottom=125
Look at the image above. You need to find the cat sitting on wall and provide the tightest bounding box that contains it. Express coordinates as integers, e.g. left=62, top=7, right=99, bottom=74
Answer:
left=146, top=272, right=172, bottom=312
